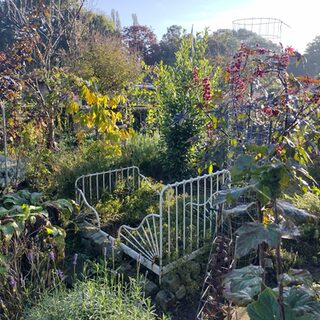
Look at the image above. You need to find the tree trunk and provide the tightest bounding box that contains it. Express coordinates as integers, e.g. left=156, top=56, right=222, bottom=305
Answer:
left=47, top=116, right=56, bottom=149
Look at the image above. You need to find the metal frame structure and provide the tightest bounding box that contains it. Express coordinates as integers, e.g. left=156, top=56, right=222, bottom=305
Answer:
left=232, top=17, right=289, bottom=43
left=75, top=166, right=230, bottom=280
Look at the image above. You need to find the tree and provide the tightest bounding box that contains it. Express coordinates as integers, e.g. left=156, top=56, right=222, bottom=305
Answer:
left=122, top=25, right=158, bottom=65
left=304, top=35, right=320, bottom=77
left=207, top=29, right=239, bottom=68
left=110, top=9, right=121, bottom=32
left=132, top=13, right=139, bottom=26
left=2, top=0, right=85, bottom=148
left=206, top=29, right=279, bottom=68
left=0, top=3, right=14, bottom=51
left=82, top=10, right=115, bottom=35
left=73, top=34, right=141, bottom=95
left=152, top=32, right=221, bottom=181
left=157, top=25, right=185, bottom=66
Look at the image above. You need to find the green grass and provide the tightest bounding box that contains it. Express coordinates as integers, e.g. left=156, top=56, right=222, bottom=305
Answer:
left=24, top=265, right=167, bottom=320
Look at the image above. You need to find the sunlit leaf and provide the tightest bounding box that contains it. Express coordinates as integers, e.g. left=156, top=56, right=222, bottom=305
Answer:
left=277, top=201, right=317, bottom=224
left=223, top=265, right=263, bottom=305
left=282, top=269, right=313, bottom=286
left=235, top=222, right=281, bottom=258
left=222, top=202, right=256, bottom=218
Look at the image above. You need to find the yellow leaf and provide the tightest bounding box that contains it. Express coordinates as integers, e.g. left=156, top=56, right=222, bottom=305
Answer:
left=109, top=97, right=118, bottom=109
left=211, top=116, right=218, bottom=129
left=263, top=214, right=271, bottom=225
left=230, top=139, right=238, bottom=147
left=66, top=101, right=79, bottom=114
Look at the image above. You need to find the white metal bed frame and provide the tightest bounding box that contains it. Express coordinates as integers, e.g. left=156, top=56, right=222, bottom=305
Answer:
left=75, top=166, right=230, bottom=280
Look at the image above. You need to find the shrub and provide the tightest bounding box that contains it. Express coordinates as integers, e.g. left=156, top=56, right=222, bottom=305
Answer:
left=283, top=190, right=320, bottom=265
left=96, top=179, right=163, bottom=232
left=25, top=132, right=164, bottom=199
left=24, top=266, right=167, bottom=320
left=151, top=31, right=221, bottom=181
left=25, top=141, right=122, bottom=198
left=0, top=189, right=73, bottom=319
left=120, top=132, right=164, bottom=181
left=291, top=191, right=320, bottom=216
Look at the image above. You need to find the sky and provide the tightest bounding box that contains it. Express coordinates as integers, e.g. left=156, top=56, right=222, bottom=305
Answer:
left=90, top=0, right=319, bottom=53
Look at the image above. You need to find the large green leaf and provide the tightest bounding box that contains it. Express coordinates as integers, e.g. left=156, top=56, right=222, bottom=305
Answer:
left=0, top=221, right=23, bottom=241
left=284, top=286, right=320, bottom=317
left=235, top=222, right=281, bottom=258
left=257, top=163, right=290, bottom=200
left=231, top=155, right=257, bottom=182
left=247, top=287, right=320, bottom=320
left=212, top=185, right=255, bottom=206
left=45, top=199, right=73, bottom=214
left=30, top=192, right=43, bottom=205
left=280, top=220, right=300, bottom=239
left=282, top=269, right=313, bottom=286
left=223, top=265, right=263, bottom=305
left=247, top=288, right=282, bottom=319
left=277, top=201, right=317, bottom=224
left=222, top=202, right=256, bottom=218
left=0, top=206, right=8, bottom=217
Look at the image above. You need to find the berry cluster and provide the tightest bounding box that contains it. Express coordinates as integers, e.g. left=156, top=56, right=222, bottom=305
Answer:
left=202, top=76, right=212, bottom=102
left=227, top=46, right=250, bottom=104
left=261, top=106, right=280, bottom=117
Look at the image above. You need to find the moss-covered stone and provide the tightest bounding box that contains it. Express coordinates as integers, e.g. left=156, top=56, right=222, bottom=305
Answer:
left=162, top=273, right=181, bottom=292
left=175, top=285, right=186, bottom=300
left=155, top=290, right=176, bottom=312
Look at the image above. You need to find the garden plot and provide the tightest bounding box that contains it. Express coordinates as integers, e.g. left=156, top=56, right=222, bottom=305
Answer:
left=75, top=166, right=230, bottom=280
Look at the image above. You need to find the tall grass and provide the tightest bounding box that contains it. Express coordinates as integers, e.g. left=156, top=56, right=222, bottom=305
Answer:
left=24, top=264, right=167, bottom=320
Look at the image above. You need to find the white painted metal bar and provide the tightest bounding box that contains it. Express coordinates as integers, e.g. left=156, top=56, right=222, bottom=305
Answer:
left=153, top=216, right=160, bottom=256
left=141, top=224, right=158, bottom=257
left=175, top=186, right=179, bottom=254
left=120, top=232, right=154, bottom=261
left=167, top=189, right=171, bottom=258
left=89, top=175, right=92, bottom=203
left=197, top=179, right=200, bottom=248
left=146, top=218, right=159, bottom=256
left=205, top=177, right=209, bottom=236
left=190, top=181, right=193, bottom=249
left=96, top=174, right=99, bottom=200
left=132, top=224, right=156, bottom=258
left=82, top=176, right=85, bottom=203
left=183, top=182, right=186, bottom=252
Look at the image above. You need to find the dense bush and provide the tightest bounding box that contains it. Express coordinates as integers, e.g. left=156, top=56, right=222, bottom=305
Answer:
left=0, top=190, right=73, bottom=319
left=96, top=179, right=163, bottom=232
left=72, top=35, right=141, bottom=95
left=120, top=133, right=164, bottom=180
left=25, top=141, right=122, bottom=198
left=151, top=32, right=221, bottom=181
left=25, top=133, right=163, bottom=199
left=283, top=190, right=320, bottom=265
left=24, top=266, right=166, bottom=320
